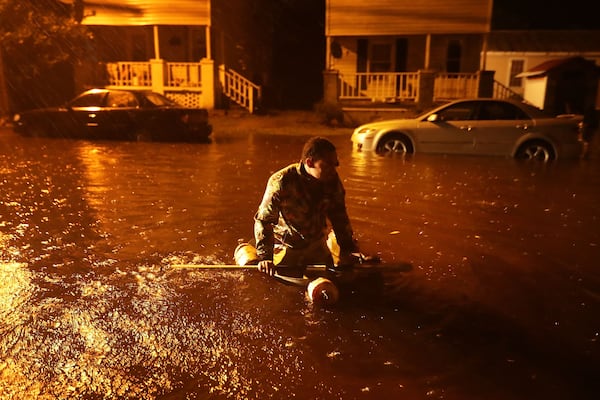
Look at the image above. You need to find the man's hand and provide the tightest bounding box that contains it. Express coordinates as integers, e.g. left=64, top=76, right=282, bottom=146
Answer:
left=257, top=260, right=276, bottom=276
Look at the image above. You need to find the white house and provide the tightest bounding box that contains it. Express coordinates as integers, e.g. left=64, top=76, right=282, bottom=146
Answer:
left=483, top=30, right=600, bottom=103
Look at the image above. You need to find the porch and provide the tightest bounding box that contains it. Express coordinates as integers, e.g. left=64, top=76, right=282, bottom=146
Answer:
left=329, top=70, right=519, bottom=104
left=104, top=59, right=261, bottom=113
left=322, top=69, right=523, bottom=124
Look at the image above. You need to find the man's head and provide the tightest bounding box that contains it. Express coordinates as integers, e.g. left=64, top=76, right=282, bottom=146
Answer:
left=301, top=137, right=339, bottom=181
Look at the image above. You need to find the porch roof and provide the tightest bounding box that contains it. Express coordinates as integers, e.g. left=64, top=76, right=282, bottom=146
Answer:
left=326, top=0, right=492, bottom=36
left=516, top=56, right=599, bottom=78
left=61, top=0, right=210, bottom=26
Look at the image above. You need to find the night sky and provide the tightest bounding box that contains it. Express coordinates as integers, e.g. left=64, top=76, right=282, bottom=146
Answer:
left=492, top=0, right=600, bottom=29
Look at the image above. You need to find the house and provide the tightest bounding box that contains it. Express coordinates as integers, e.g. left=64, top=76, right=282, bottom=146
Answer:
left=63, top=0, right=264, bottom=113
left=483, top=30, right=600, bottom=110
left=323, top=0, right=496, bottom=112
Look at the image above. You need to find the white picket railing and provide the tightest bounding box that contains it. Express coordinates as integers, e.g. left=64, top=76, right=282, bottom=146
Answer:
left=493, top=80, right=524, bottom=101
left=106, top=62, right=152, bottom=87
left=433, top=73, right=479, bottom=100
left=105, top=61, right=518, bottom=111
left=107, top=61, right=205, bottom=89
left=218, top=65, right=261, bottom=113
left=339, top=72, right=419, bottom=102
left=339, top=71, right=493, bottom=103
left=166, top=62, right=202, bottom=88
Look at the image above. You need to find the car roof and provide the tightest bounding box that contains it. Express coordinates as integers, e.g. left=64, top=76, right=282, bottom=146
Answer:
left=421, top=98, right=549, bottom=118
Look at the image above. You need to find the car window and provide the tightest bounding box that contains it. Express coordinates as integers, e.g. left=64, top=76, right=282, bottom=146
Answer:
left=144, top=92, right=178, bottom=107
left=106, top=91, right=138, bottom=108
left=70, top=92, right=107, bottom=107
left=437, top=102, right=477, bottom=121
left=477, top=102, right=531, bottom=120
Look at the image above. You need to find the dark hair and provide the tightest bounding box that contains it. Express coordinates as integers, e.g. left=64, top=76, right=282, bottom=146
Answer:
left=301, top=137, right=337, bottom=161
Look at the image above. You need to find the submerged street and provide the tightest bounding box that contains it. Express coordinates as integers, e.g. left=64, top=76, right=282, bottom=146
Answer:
left=0, top=123, right=599, bottom=399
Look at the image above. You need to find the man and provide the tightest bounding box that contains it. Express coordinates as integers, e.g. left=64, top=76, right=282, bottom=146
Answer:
left=254, top=136, right=361, bottom=276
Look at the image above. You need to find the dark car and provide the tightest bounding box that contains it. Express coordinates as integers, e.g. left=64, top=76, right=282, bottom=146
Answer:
left=12, top=88, right=212, bottom=142
left=351, top=98, right=583, bottom=161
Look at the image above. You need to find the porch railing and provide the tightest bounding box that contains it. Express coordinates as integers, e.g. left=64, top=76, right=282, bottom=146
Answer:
left=218, top=65, right=261, bottom=113
left=493, top=80, right=524, bottom=101
left=433, top=73, right=479, bottom=100
left=106, top=61, right=205, bottom=89
left=166, top=62, right=201, bottom=88
left=106, top=62, right=152, bottom=87
left=339, top=72, right=419, bottom=102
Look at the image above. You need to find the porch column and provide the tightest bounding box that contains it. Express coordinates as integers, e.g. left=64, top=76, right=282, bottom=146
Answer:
left=424, top=34, right=431, bottom=70
left=200, top=58, right=215, bottom=109
left=205, top=25, right=212, bottom=60
left=417, top=70, right=435, bottom=111
left=153, top=26, right=160, bottom=59
left=150, top=59, right=165, bottom=94
left=322, top=69, right=339, bottom=104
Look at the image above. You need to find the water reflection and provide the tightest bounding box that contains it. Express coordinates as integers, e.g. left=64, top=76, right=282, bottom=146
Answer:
left=0, top=131, right=599, bottom=399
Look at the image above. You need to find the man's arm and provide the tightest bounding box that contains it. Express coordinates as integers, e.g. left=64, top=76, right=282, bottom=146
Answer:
left=254, top=176, right=281, bottom=262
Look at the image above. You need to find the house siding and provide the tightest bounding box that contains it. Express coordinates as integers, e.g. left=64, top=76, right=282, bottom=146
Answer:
left=80, top=0, right=210, bottom=26
left=329, top=35, right=482, bottom=74
left=326, top=0, right=492, bottom=36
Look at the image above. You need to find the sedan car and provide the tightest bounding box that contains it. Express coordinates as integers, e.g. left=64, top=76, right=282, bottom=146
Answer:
left=351, top=99, right=583, bottom=161
left=13, top=88, right=212, bottom=142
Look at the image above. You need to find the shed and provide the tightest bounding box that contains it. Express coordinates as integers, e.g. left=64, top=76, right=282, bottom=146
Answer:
left=517, top=56, right=599, bottom=114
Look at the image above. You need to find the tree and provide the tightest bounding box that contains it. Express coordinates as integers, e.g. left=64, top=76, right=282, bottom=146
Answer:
left=0, top=0, right=92, bottom=114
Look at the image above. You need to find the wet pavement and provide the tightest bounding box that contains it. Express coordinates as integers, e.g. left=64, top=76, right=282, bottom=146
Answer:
left=0, top=123, right=599, bottom=399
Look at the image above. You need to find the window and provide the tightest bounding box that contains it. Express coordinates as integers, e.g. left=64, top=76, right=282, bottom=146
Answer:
left=446, top=40, right=462, bottom=72
left=369, top=43, right=392, bottom=72
left=191, top=28, right=207, bottom=60
left=438, top=102, right=477, bottom=121
left=509, top=59, right=525, bottom=87
left=477, top=101, right=529, bottom=120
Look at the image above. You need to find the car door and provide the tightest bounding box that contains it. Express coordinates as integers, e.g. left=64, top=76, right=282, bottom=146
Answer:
left=469, top=101, right=533, bottom=156
left=67, top=91, right=109, bottom=138
left=97, top=91, right=139, bottom=140
left=413, top=101, right=478, bottom=154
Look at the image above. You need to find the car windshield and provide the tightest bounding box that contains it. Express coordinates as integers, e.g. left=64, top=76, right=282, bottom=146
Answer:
left=144, top=92, right=179, bottom=107
left=69, top=91, right=107, bottom=107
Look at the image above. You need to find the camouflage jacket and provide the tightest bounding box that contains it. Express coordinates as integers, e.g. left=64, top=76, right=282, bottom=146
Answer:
left=254, top=163, right=357, bottom=261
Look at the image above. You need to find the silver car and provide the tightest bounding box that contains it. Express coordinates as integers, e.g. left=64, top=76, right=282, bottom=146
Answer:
left=351, top=99, right=584, bottom=161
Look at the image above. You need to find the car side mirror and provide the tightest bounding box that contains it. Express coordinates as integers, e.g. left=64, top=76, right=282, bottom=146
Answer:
left=427, top=114, right=439, bottom=122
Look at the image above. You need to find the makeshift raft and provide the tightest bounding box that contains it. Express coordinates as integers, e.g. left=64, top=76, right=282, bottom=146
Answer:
left=171, top=243, right=386, bottom=306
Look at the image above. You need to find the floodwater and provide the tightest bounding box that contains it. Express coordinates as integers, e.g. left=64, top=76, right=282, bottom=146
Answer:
left=0, top=127, right=599, bottom=400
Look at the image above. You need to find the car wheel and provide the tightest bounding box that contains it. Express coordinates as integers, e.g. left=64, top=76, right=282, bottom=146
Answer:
left=377, top=134, right=413, bottom=155
left=515, top=141, right=555, bottom=162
